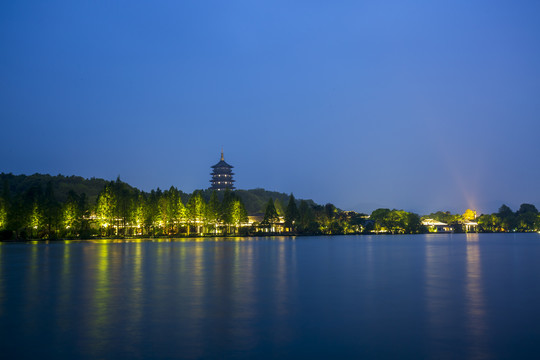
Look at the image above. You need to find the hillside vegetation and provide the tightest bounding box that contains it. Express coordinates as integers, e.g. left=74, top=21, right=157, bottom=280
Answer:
left=0, top=173, right=114, bottom=204
left=0, top=173, right=313, bottom=216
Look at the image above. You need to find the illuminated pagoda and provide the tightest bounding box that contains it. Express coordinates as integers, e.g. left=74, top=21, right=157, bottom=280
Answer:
left=210, top=150, right=235, bottom=191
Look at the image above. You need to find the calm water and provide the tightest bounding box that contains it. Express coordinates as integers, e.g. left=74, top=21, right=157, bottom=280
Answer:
left=1, top=234, right=540, bottom=359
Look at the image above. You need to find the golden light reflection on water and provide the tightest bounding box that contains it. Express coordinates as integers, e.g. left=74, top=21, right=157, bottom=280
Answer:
left=4, top=237, right=299, bottom=358
left=275, top=240, right=287, bottom=316
left=23, top=242, right=40, bottom=336
left=192, top=241, right=206, bottom=322
left=56, top=243, right=71, bottom=333
left=179, top=242, right=206, bottom=358
left=272, top=238, right=296, bottom=346
left=465, top=233, right=489, bottom=359
left=124, top=241, right=143, bottom=353
left=229, top=239, right=256, bottom=352
left=6, top=236, right=540, bottom=358
left=425, top=235, right=450, bottom=348
left=83, top=243, right=112, bottom=358
left=425, top=234, right=490, bottom=359
left=361, top=236, right=376, bottom=316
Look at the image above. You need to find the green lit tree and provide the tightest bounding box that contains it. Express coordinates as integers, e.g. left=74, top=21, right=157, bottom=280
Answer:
left=370, top=208, right=391, bottom=233
left=133, top=193, right=147, bottom=235
left=187, top=191, right=206, bottom=235
left=160, top=186, right=185, bottom=235
left=77, top=193, right=91, bottom=238
left=405, top=212, right=423, bottom=234
left=0, top=197, right=7, bottom=230
left=298, top=200, right=317, bottom=233
left=325, top=203, right=337, bottom=220
left=158, top=191, right=170, bottom=234
left=497, top=204, right=516, bottom=232
left=423, top=211, right=456, bottom=224
left=385, top=210, right=403, bottom=234
left=221, top=190, right=233, bottom=230
left=29, top=201, right=44, bottom=238
left=176, top=194, right=187, bottom=234
left=284, top=193, right=299, bottom=230
left=206, top=191, right=221, bottom=234
left=477, top=214, right=501, bottom=232
left=145, top=190, right=161, bottom=236
left=262, top=198, right=280, bottom=232
left=220, top=191, right=248, bottom=234
left=516, top=203, right=538, bottom=231
left=0, top=180, right=9, bottom=232
left=43, top=181, right=59, bottom=238
left=370, top=209, right=421, bottom=234
left=112, top=177, right=134, bottom=236
left=62, top=191, right=80, bottom=237
left=230, top=197, right=248, bottom=234
left=463, top=209, right=477, bottom=221
left=274, top=199, right=285, bottom=216
left=96, top=183, right=117, bottom=236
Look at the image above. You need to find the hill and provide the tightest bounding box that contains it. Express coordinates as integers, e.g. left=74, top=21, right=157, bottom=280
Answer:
left=198, top=188, right=317, bottom=215
left=0, top=173, right=118, bottom=204
left=236, top=188, right=316, bottom=215
left=0, top=173, right=318, bottom=215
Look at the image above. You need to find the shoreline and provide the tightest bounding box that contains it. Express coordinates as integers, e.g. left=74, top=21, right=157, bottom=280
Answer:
left=2, top=231, right=538, bottom=243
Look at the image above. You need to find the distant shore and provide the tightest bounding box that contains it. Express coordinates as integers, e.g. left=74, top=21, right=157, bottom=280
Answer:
left=1, top=173, right=539, bottom=241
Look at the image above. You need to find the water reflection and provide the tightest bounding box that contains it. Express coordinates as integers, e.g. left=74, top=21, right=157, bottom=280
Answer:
left=230, top=240, right=257, bottom=353
left=465, top=233, right=489, bottom=359
left=424, top=234, right=489, bottom=359
left=5, top=235, right=533, bottom=359
left=271, top=238, right=296, bottom=346
left=182, top=242, right=207, bottom=358
left=56, top=243, right=71, bottom=333
left=125, top=242, right=143, bottom=355
left=425, top=235, right=455, bottom=358
left=17, top=237, right=297, bottom=359
left=23, top=242, right=40, bottom=337
left=84, top=243, right=112, bottom=358
left=362, top=236, right=376, bottom=317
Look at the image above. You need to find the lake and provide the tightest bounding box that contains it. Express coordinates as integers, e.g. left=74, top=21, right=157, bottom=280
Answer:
left=1, top=234, right=540, bottom=359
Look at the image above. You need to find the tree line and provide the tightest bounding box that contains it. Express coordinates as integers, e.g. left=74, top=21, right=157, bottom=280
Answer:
left=1, top=175, right=539, bottom=240
left=424, top=204, right=540, bottom=233
left=0, top=176, right=363, bottom=239
left=0, top=177, right=253, bottom=239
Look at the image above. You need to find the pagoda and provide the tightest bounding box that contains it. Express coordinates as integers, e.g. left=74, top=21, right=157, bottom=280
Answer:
left=210, top=150, right=235, bottom=191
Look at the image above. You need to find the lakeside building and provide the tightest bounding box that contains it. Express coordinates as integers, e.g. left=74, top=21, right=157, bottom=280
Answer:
left=422, top=219, right=453, bottom=233
left=209, top=150, right=235, bottom=191
left=422, top=218, right=479, bottom=233
left=247, top=214, right=287, bottom=233
left=458, top=220, right=479, bottom=233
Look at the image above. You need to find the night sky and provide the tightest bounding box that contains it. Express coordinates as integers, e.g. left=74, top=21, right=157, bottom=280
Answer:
left=1, top=1, right=539, bottom=214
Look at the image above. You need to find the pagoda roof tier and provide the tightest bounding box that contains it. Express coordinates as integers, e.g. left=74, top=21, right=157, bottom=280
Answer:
left=211, top=160, right=234, bottom=168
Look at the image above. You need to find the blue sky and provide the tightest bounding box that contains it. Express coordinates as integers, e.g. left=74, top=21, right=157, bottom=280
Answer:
left=1, top=1, right=540, bottom=214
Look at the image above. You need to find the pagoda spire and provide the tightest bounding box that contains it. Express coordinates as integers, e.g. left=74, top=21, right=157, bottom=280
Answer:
left=221, top=148, right=224, bottom=161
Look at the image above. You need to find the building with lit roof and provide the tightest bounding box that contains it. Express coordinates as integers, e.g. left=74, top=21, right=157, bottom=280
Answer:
left=422, top=219, right=453, bottom=233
